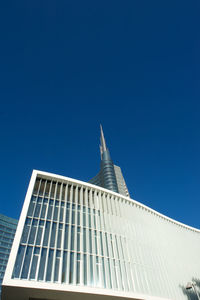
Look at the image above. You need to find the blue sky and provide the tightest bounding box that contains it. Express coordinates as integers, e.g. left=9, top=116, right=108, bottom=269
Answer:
left=0, top=0, right=199, bottom=228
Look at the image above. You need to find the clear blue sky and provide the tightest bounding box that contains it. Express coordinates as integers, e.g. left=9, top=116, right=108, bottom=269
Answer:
left=0, top=0, right=199, bottom=228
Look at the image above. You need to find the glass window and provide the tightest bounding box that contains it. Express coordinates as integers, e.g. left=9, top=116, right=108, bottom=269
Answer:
left=61, top=251, right=68, bottom=283
left=59, top=203, right=64, bottom=222
left=71, top=210, right=75, bottom=225
left=38, top=248, right=47, bottom=280
left=12, top=245, right=25, bottom=278
left=34, top=202, right=41, bottom=218
left=35, top=221, right=44, bottom=246
left=77, top=211, right=80, bottom=226
left=83, top=213, right=86, bottom=227
left=89, top=229, right=92, bottom=254
left=33, top=178, right=40, bottom=194
left=43, top=221, right=50, bottom=246
left=21, top=220, right=31, bottom=244
left=54, top=257, right=60, bottom=282
left=27, top=201, right=35, bottom=217
left=57, top=224, right=63, bottom=249
left=45, top=181, right=51, bottom=197
left=83, top=228, right=86, bottom=253
left=56, top=183, right=61, bottom=199
left=41, top=201, right=47, bottom=219
left=69, top=252, right=74, bottom=284
left=77, top=227, right=81, bottom=252
left=30, top=252, right=39, bottom=279
left=21, top=246, right=33, bottom=279
left=39, top=179, right=45, bottom=196
left=46, top=249, right=54, bottom=281
left=50, top=223, right=57, bottom=247
left=50, top=182, right=56, bottom=198
left=102, top=257, right=106, bottom=288
left=64, top=225, right=69, bottom=249
left=61, top=184, right=66, bottom=200
left=65, top=209, right=70, bottom=223
left=28, top=219, right=38, bottom=244
left=76, top=253, right=80, bottom=284
left=53, top=201, right=59, bottom=221
left=88, top=214, right=91, bottom=228
left=83, top=254, right=87, bottom=285
left=70, top=226, right=75, bottom=251
left=47, top=200, right=54, bottom=220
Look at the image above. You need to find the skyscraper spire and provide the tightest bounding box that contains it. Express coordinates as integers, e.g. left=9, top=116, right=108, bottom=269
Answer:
left=100, top=124, right=107, bottom=158
left=89, top=125, right=130, bottom=197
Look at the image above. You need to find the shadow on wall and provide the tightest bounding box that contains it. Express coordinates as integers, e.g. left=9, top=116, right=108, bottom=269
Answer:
left=180, top=278, right=200, bottom=300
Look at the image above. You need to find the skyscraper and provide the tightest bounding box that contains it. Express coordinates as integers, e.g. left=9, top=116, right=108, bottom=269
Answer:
left=89, top=125, right=130, bottom=197
left=2, top=129, right=200, bottom=300
left=0, top=214, right=17, bottom=296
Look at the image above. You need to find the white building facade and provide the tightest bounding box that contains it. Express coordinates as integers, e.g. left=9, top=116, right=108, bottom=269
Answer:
left=2, top=170, right=200, bottom=300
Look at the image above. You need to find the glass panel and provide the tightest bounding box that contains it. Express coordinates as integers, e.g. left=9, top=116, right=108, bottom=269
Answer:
left=59, top=206, right=64, bottom=222
left=38, top=248, right=47, bottom=280
left=89, top=229, right=92, bottom=254
left=43, top=221, right=50, bottom=246
left=70, top=226, right=75, bottom=251
left=96, top=256, right=100, bottom=286
left=61, top=184, right=66, bottom=200
left=56, top=183, right=61, bottom=199
left=50, top=182, right=56, bottom=198
left=64, top=225, right=69, bottom=249
left=12, top=245, right=25, bottom=278
left=83, top=213, right=86, bottom=226
left=105, top=233, right=109, bottom=257
left=50, top=223, right=57, bottom=247
left=100, top=231, right=103, bottom=256
left=76, top=253, right=80, bottom=284
left=77, top=227, right=80, bottom=252
left=34, top=203, right=41, bottom=218
left=77, top=211, right=80, bottom=226
left=90, top=255, right=93, bottom=286
left=21, top=246, right=33, bottom=279
left=21, top=221, right=30, bottom=244
left=71, top=210, right=75, bottom=224
left=65, top=209, right=70, bottom=223
left=54, top=257, right=60, bottom=282
left=53, top=201, right=59, bottom=220
left=83, top=254, right=87, bottom=285
left=28, top=221, right=37, bottom=244
left=57, top=225, right=63, bottom=249
left=69, top=252, right=74, bottom=284
left=61, top=251, right=68, bottom=283
left=94, top=230, right=98, bottom=255
left=47, top=200, right=54, bottom=219
left=46, top=249, right=54, bottom=281
left=27, top=201, right=35, bottom=217
left=88, top=214, right=91, bottom=227
left=83, top=228, right=86, bottom=252
left=45, top=181, right=51, bottom=196
left=39, top=179, right=45, bottom=196
left=102, top=256, right=106, bottom=288
left=30, top=254, right=39, bottom=279
left=41, top=202, right=47, bottom=219
left=33, top=178, right=40, bottom=194
left=35, top=221, right=44, bottom=246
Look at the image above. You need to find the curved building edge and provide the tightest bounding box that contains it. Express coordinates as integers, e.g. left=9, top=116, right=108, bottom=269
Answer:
left=32, top=170, right=199, bottom=233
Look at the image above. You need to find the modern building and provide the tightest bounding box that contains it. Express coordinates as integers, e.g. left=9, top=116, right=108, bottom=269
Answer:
left=89, top=125, right=130, bottom=198
left=0, top=214, right=17, bottom=296
left=2, top=128, right=200, bottom=300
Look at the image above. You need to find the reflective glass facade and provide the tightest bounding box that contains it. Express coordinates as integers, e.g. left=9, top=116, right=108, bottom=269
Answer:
left=0, top=214, right=17, bottom=295
left=9, top=171, right=200, bottom=300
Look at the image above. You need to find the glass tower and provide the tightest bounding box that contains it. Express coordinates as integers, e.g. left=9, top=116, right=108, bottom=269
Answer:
left=0, top=214, right=17, bottom=296
left=89, top=125, right=130, bottom=198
